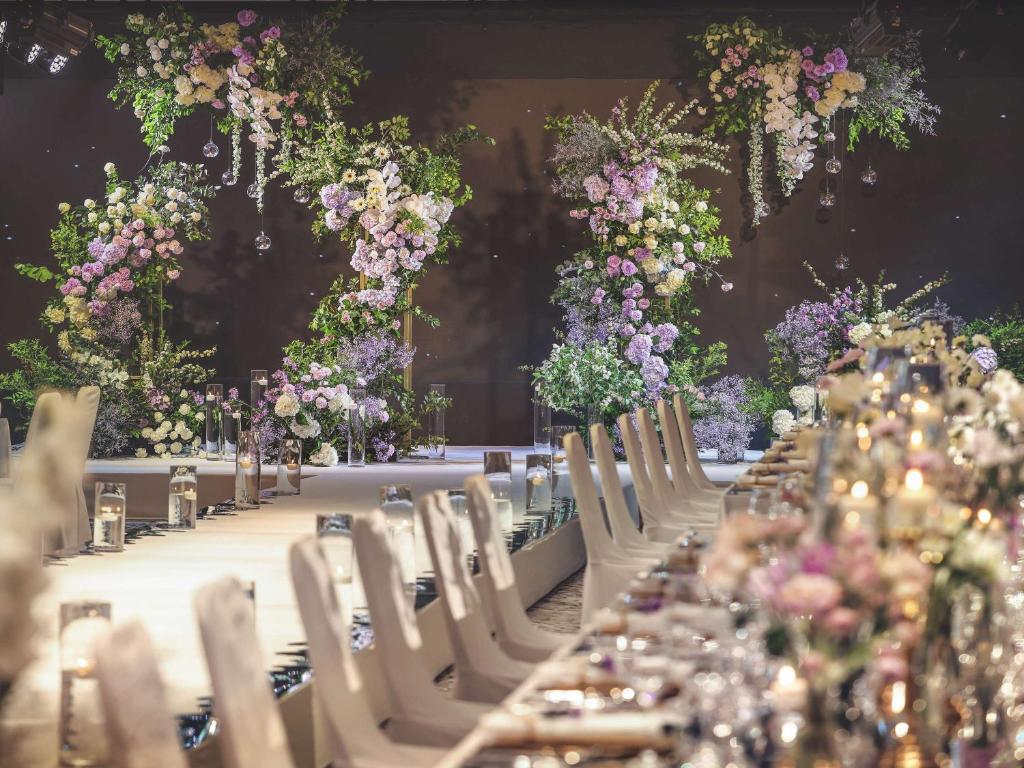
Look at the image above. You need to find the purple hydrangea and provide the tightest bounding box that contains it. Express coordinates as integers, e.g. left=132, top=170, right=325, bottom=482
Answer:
left=971, top=346, right=998, bottom=374
left=692, top=375, right=756, bottom=462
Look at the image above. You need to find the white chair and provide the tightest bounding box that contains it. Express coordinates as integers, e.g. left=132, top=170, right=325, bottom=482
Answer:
left=618, top=412, right=689, bottom=543
left=418, top=491, right=532, bottom=703
left=656, top=399, right=723, bottom=509
left=95, top=620, right=190, bottom=768
left=564, top=431, right=652, bottom=620
left=72, top=385, right=101, bottom=550
left=589, top=425, right=670, bottom=560
left=0, top=402, right=11, bottom=480
left=464, top=474, right=567, bottom=662
left=636, top=408, right=718, bottom=534
left=353, top=511, right=489, bottom=747
left=16, top=391, right=84, bottom=554
left=673, top=394, right=725, bottom=494
left=195, top=576, right=295, bottom=768
left=289, top=536, right=445, bottom=768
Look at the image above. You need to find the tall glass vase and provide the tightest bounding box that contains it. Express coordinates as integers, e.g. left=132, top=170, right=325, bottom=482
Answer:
left=250, top=369, right=268, bottom=410
left=59, top=601, right=111, bottom=767
left=277, top=439, right=302, bottom=496
left=92, top=482, right=126, bottom=552
left=235, top=431, right=261, bottom=508
left=167, top=465, right=198, bottom=528
left=427, top=383, right=446, bottom=461
left=204, top=384, right=224, bottom=461
left=533, top=389, right=551, bottom=454
left=585, top=404, right=602, bottom=461
left=223, top=409, right=239, bottom=461
left=348, top=388, right=366, bottom=468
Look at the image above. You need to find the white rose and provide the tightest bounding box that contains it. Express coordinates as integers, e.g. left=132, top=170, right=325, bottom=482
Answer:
left=98, top=222, right=111, bottom=234
left=161, top=420, right=172, bottom=431
left=157, top=38, right=169, bottom=49
left=154, top=443, right=167, bottom=455
left=290, top=418, right=322, bottom=440
left=789, top=385, right=816, bottom=415
left=136, top=66, right=148, bottom=77
left=154, top=411, right=164, bottom=421
left=274, top=393, right=300, bottom=418
left=195, top=410, right=205, bottom=421
left=141, top=427, right=153, bottom=438
left=135, top=448, right=148, bottom=458
left=169, top=441, right=183, bottom=454
left=695, top=201, right=709, bottom=213
left=83, top=198, right=96, bottom=209
left=103, top=162, right=116, bottom=174
left=180, top=429, right=193, bottom=441
left=178, top=403, right=191, bottom=415
left=120, top=43, right=130, bottom=55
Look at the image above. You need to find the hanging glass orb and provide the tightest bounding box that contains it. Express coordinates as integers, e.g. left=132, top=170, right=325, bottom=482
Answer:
left=825, top=157, right=842, bottom=174
left=819, top=191, right=837, bottom=208
left=861, top=167, right=879, bottom=186
left=221, top=171, right=238, bottom=186
left=835, top=252, right=850, bottom=271
left=246, top=183, right=260, bottom=199
left=293, top=186, right=311, bottom=204
left=255, top=231, right=272, bottom=251
left=823, top=130, right=837, bottom=143
left=202, top=140, right=220, bottom=159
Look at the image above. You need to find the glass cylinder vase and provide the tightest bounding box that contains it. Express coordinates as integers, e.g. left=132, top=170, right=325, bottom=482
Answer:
left=380, top=484, right=416, bottom=607
left=59, top=601, right=111, bottom=767
left=316, top=513, right=356, bottom=623
left=204, top=384, right=224, bottom=461
left=484, top=450, right=513, bottom=528
left=167, top=465, right=198, bottom=529
left=525, top=453, right=552, bottom=513
left=223, top=409, right=239, bottom=462
left=427, top=383, right=446, bottom=461
left=348, top=388, right=366, bottom=468
left=235, top=431, right=261, bottom=509
left=533, top=389, right=551, bottom=454
left=585, top=404, right=602, bottom=461
left=250, top=369, right=268, bottom=410
left=277, top=439, right=302, bottom=496
left=92, top=482, right=125, bottom=552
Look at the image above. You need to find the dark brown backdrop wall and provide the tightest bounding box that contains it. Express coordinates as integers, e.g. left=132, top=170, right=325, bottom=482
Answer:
left=1, top=2, right=1021, bottom=443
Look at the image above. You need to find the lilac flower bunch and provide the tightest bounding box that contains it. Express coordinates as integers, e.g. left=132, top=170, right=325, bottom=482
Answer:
left=770, top=290, right=863, bottom=383
left=336, top=331, right=415, bottom=388
left=692, top=375, right=756, bottom=462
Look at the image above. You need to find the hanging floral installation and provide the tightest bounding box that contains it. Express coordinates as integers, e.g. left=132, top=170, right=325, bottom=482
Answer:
left=532, top=82, right=733, bottom=420
left=1, top=163, right=219, bottom=458
left=259, top=118, right=492, bottom=464
left=691, top=19, right=939, bottom=225
left=97, top=4, right=367, bottom=247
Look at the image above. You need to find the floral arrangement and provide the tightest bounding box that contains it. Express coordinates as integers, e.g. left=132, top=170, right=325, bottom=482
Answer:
left=532, top=342, right=644, bottom=419
left=1, top=163, right=218, bottom=457
left=756, top=263, right=948, bottom=425
left=692, top=19, right=939, bottom=224
left=965, top=307, right=1024, bottom=381
left=97, top=5, right=366, bottom=214
left=535, top=82, right=734, bottom=414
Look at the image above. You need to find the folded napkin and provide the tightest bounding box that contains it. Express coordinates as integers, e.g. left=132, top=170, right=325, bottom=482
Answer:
left=482, top=710, right=682, bottom=748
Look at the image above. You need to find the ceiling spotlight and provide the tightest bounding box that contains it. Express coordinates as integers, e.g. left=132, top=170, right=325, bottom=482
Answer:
left=0, top=19, right=7, bottom=45
left=850, top=0, right=905, bottom=57
left=48, top=54, right=67, bottom=74
left=0, top=3, right=93, bottom=87
left=25, top=43, right=42, bottom=63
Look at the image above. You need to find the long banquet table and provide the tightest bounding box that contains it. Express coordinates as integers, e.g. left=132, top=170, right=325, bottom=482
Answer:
left=2, top=447, right=752, bottom=767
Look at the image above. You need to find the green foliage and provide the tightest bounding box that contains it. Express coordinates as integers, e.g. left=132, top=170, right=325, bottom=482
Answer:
left=0, top=340, right=82, bottom=424
left=966, top=307, right=1024, bottom=380
left=532, top=342, right=645, bottom=417
left=742, top=377, right=789, bottom=427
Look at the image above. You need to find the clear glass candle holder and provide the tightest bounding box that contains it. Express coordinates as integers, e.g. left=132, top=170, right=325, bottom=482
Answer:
left=427, top=383, right=446, bottom=461
left=348, top=388, right=366, bottom=468
left=204, top=384, right=224, bottom=461
left=550, top=426, right=575, bottom=498
left=533, top=389, right=551, bottom=453
left=59, top=601, right=111, bottom=767
left=92, top=482, right=126, bottom=552
left=235, top=431, right=261, bottom=509
left=316, top=513, right=356, bottom=624
left=167, top=465, right=198, bottom=529
left=250, top=369, right=268, bottom=411
left=223, top=410, right=239, bottom=462
left=525, top=453, right=553, bottom=513
left=380, top=485, right=416, bottom=606
left=484, top=448, right=513, bottom=503
left=447, top=488, right=475, bottom=568
left=277, top=438, right=302, bottom=496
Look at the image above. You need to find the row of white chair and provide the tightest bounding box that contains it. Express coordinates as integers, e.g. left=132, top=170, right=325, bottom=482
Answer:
left=91, top=472, right=567, bottom=768
left=568, top=395, right=725, bottom=619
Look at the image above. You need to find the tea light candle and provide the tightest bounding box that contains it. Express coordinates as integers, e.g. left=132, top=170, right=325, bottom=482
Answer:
left=889, top=468, right=937, bottom=538
left=238, top=458, right=253, bottom=469
left=770, top=665, right=808, bottom=712
left=838, top=480, right=880, bottom=531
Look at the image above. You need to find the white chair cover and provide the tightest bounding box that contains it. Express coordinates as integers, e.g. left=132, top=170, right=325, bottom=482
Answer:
left=464, top=474, right=566, bottom=662
left=72, top=386, right=101, bottom=550
left=656, top=400, right=723, bottom=510
left=195, top=576, right=295, bottom=768
left=589, top=425, right=669, bottom=560
left=636, top=408, right=717, bottom=537
left=289, top=536, right=445, bottom=767
left=564, top=431, right=652, bottom=620
left=16, top=391, right=83, bottom=555
left=618, top=411, right=684, bottom=543
left=673, top=393, right=723, bottom=492
left=418, top=491, right=532, bottom=703
left=353, top=511, right=488, bottom=747
left=95, top=620, right=189, bottom=768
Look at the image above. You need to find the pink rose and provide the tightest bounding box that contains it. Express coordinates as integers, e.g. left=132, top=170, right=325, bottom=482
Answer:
left=822, top=606, right=860, bottom=637
left=779, top=573, right=842, bottom=617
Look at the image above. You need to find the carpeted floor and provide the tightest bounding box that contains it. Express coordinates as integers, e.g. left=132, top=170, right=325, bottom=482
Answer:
left=434, top=568, right=583, bottom=692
